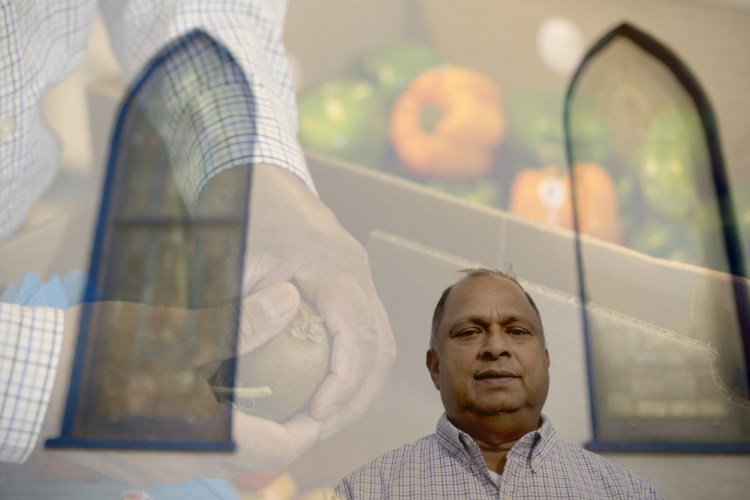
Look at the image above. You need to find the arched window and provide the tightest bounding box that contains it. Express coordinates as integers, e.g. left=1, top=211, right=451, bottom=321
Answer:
left=565, top=22, right=750, bottom=452
left=47, top=33, right=252, bottom=451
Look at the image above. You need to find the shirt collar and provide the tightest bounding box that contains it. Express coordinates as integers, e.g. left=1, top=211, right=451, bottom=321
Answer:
left=506, top=414, right=557, bottom=473
left=436, top=413, right=557, bottom=473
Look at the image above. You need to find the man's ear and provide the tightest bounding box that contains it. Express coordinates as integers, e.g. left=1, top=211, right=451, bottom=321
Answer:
left=426, top=349, right=440, bottom=390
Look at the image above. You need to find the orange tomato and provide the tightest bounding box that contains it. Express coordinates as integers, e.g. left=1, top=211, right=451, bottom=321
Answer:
left=508, top=163, right=622, bottom=244
left=389, top=65, right=505, bottom=179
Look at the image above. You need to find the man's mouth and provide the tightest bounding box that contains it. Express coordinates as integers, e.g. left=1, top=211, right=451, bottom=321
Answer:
left=474, top=369, right=519, bottom=380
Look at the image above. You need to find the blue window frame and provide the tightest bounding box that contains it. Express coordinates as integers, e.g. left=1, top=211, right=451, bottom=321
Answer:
left=46, top=36, right=252, bottom=451
left=564, top=22, right=750, bottom=452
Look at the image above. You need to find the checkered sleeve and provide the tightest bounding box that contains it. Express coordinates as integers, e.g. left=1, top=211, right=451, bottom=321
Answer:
left=0, top=303, right=63, bottom=463
left=99, top=0, right=314, bottom=207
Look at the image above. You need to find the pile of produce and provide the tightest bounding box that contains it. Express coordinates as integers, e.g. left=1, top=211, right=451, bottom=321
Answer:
left=297, top=42, right=746, bottom=273
left=615, top=107, right=729, bottom=271
left=297, top=42, right=504, bottom=207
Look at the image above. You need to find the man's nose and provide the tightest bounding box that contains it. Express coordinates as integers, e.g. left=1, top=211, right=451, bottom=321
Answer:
left=480, top=327, right=510, bottom=359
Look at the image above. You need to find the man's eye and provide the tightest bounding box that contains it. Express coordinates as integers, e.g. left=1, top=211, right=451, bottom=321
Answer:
left=508, top=327, right=530, bottom=336
left=456, top=328, right=480, bottom=337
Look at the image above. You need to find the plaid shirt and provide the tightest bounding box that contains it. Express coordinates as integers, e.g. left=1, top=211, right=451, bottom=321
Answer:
left=0, top=304, right=63, bottom=463
left=1, top=0, right=309, bottom=463
left=334, top=414, right=664, bottom=499
left=1, top=0, right=312, bottom=240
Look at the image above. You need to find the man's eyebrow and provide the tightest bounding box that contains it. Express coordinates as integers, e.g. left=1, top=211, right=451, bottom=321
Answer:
left=449, top=315, right=487, bottom=327
left=501, top=315, right=533, bottom=326
left=449, top=314, right=533, bottom=329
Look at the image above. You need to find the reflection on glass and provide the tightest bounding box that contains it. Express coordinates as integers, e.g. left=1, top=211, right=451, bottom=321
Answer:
left=564, top=22, right=750, bottom=451
left=47, top=90, right=250, bottom=451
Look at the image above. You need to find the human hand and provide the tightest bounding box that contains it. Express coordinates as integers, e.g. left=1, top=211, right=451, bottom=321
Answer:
left=240, top=164, right=396, bottom=439
left=41, top=162, right=397, bottom=483
left=41, top=284, right=322, bottom=485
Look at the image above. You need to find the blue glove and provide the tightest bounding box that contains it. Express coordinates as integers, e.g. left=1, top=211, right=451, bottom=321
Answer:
left=0, top=270, right=86, bottom=308
left=141, top=478, right=239, bottom=500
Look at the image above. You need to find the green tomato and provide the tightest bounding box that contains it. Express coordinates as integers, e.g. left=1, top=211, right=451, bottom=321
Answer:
left=505, top=90, right=611, bottom=166
left=635, top=107, right=706, bottom=220
left=703, top=183, right=750, bottom=276
left=616, top=169, right=645, bottom=244
left=629, top=218, right=702, bottom=265
left=360, top=42, right=444, bottom=100
left=297, top=79, right=389, bottom=166
left=735, top=184, right=750, bottom=276
left=567, top=95, right=614, bottom=166
left=628, top=203, right=730, bottom=272
left=729, top=182, right=750, bottom=253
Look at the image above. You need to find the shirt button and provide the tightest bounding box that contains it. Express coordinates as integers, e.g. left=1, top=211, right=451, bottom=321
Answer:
left=532, top=458, right=541, bottom=468
left=504, top=495, right=513, bottom=500
left=0, top=117, right=15, bottom=140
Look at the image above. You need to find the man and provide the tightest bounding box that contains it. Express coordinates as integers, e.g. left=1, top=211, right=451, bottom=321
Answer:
left=334, top=268, right=662, bottom=499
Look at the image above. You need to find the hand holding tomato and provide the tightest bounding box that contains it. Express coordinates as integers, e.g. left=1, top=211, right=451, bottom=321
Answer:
left=42, top=164, right=397, bottom=485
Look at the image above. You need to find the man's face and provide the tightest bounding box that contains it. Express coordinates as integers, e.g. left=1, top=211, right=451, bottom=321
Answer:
left=427, top=274, right=549, bottom=421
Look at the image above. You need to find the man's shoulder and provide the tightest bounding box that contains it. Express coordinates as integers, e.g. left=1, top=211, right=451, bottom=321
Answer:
left=554, top=439, right=635, bottom=473
left=551, top=440, right=663, bottom=498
